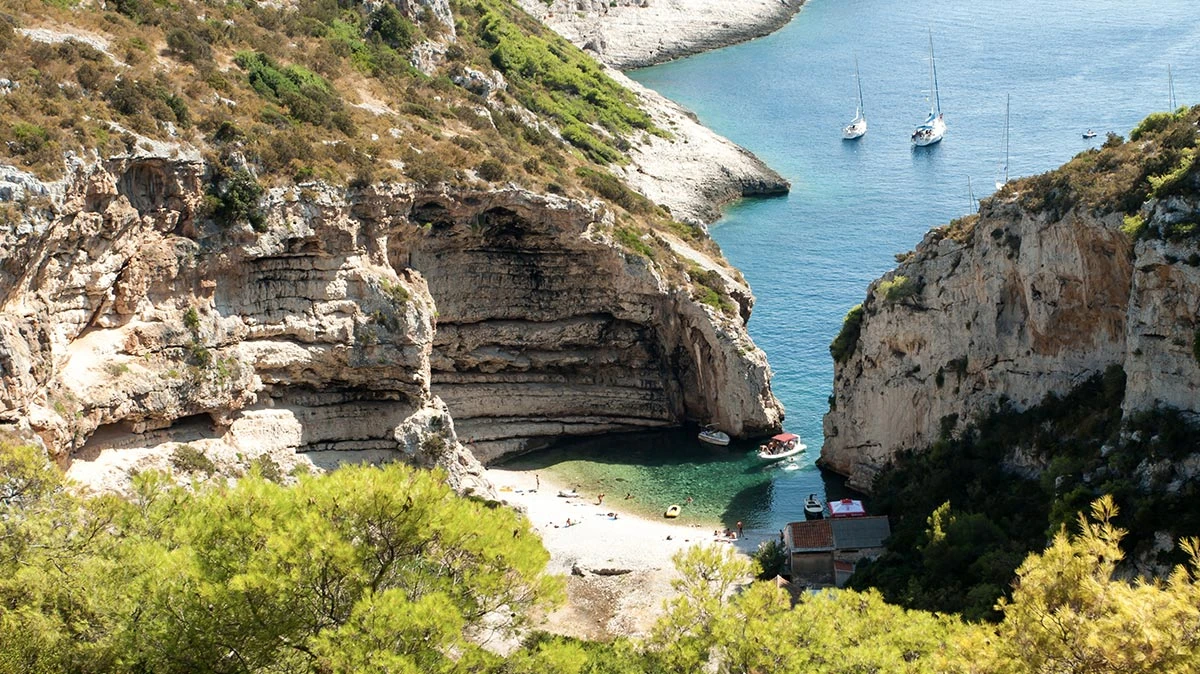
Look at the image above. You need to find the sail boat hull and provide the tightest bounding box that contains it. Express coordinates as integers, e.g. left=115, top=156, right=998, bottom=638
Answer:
left=843, top=118, right=867, bottom=139
left=912, top=116, right=945, bottom=146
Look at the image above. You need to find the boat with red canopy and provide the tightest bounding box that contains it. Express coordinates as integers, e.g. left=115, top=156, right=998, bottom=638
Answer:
left=756, top=432, right=806, bottom=461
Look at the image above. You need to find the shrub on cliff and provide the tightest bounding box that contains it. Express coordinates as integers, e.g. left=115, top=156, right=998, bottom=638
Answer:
left=829, top=303, right=864, bottom=364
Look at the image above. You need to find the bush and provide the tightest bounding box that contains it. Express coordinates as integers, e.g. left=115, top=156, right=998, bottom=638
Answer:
left=170, top=444, right=216, bottom=475
left=829, top=304, right=864, bottom=364
left=368, top=4, right=417, bottom=51
left=753, top=539, right=787, bottom=580
left=614, top=225, right=655, bottom=259
left=477, top=158, right=507, bottom=182
left=206, top=166, right=265, bottom=230
left=165, top=28, right=213, bottom=65
left=575, top=167, right=654, bottom=214
left=878, top=275, right=919, bottom=303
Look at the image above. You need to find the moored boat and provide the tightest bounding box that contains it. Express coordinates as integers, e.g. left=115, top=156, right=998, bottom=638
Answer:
left=842, top=56, right=867, bottom=140
left=911, top=31, right=946, bottom=147
left=804, top=494, right=824, bottom=519
left=698, top=425, right=731, bottom=446
left=757, top=432, right=806, bottom=461
left=664, top=505, right=681, bottom=518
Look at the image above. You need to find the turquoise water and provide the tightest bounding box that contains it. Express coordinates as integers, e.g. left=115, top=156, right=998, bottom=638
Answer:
left=506, top=0, right=1200, bottom=538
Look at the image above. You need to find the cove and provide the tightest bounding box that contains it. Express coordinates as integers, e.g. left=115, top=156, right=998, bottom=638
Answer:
left=504, top=0, right=1200, bottom=535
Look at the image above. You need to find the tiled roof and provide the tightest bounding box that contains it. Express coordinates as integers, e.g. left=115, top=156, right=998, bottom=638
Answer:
left=788, top=520, right=834, bottom=551
left=830, top=516, right=891, bottom=549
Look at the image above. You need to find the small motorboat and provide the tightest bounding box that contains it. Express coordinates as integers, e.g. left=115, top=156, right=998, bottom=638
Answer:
left=664, top=505, right=681, bottom=518
left=698, top=425, right=731, bottom=446
left=1082, top=129, right=1098, bottom=139
left=804, top=494, right=824, bottom=519
left=757, top=432, right=806, bottom=461
left=557, top=489, right=578, bottom=498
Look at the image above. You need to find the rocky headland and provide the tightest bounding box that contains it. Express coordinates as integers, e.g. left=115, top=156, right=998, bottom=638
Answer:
left=822, top=116, right=1200, bottom=491
left=516, top=0, right=806, bottom=70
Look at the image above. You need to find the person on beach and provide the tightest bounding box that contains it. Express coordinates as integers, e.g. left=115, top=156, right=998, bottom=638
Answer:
left=624, top=492, right=633, bottom=499
left=737, top=520, right=743, bottom=536
left=535, top=474, right=540, bottom=490
left=596, top=493, right=605, bottom=505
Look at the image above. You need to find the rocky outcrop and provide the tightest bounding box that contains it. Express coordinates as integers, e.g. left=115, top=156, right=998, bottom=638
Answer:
left=516, top=0, right=805, bottom=70
left=822, top=190, right=1200, bottom=492
left=1, top=157, right=781, bottom=490
left=612, top=70, right=789, bottom=225
left=512, top=0, right=793, bottom=226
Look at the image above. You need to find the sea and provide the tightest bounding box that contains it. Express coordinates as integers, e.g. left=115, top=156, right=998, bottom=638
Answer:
left=500, top=0, right=1200, bottom=540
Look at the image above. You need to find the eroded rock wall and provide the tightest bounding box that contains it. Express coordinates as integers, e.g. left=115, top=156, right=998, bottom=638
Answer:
left=1, top=158, right=782, bottom=490
left=822, top=192, right=1200, bottom=491
left=0, top=158, right=487, bottom=493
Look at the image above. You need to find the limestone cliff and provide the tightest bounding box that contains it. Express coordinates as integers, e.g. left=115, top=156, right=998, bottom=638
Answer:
left=822, top=115, right=1200, bottom=491
left=0, top=155, right=781, bottom=490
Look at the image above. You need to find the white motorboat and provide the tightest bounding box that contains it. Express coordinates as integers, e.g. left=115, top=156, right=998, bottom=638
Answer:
left=698, top=425, right=730, bottom=446
left=842, top=57, right=867, bottom=140
left=1082, top=129, right=1098, bottom=139
left=804, top=494, right=823, bottom=518
left=757, top=433, right=806, bottom=461
left=911, top=31, right=945, bottom=147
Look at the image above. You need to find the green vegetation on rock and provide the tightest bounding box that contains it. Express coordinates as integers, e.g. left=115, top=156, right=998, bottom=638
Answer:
left=829, top=303, right=864, bottom=364
left=850, top=364, right=1200, bottom=621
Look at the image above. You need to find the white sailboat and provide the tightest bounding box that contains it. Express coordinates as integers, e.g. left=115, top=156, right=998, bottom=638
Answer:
left=842, top=57, right=867, bottom=140
left=995, top=94, right=1010, bottom=190
left=911, top=31, right=945, bottom=147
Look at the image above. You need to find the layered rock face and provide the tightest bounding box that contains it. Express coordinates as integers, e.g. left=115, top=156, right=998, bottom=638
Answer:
left=822, top=192, right=1200, bottom=491
left=369, top=187, right=782, bottom=461
left=0, top=158, right=484, bottom=492
left=1, top=158, right=781, bottom=489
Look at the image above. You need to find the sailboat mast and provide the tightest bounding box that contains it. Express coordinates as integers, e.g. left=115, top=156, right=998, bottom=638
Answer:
left=1003, top=94, right=1010, bottom=184
left=929, top=31, right=941, bottom=115
left=855, top=56, right=864, bottom=117
left=1169, top=64, right=1177, bottom=111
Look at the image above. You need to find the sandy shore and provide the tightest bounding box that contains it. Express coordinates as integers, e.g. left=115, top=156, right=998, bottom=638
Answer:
left=487, top=465, right=749, bottom=574
left=487, top=465, right=758, bottom=638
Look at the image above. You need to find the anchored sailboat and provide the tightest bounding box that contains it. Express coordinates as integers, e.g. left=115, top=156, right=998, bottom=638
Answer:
left=911, top=31, right=945, bottom=147
left=843, top=57, right=867, bottom=140
left=996, top=94, right=1010, bottom=190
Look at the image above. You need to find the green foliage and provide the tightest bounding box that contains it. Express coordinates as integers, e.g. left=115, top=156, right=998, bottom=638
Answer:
left=205, top=164, right=265, bottom=230
left=105, top=77, right=191, bottom=128
left=752, top=539, right=787, bottom=581
left=368, top=4, right=417, bottom=51
left=165, top=27, right=213, bottom=65
left=0, top=443, right=561, bottom=672
left=182, top=306, right=200, bottom=334
left=234, top=51, right=342, bottom=127
left=470, top=0, right=658, bottom=163
left=169, top=444, right=215, bottom=475
left=1121, top=212, right=1148, bottom=239
left=380, top=278, right=411, bottom=306
left=688, top=265, right=736, bottom=315
left=829, top=303, right=864, bottom=364
left=646, top=544, right=961, bottom=673
left=938, top=497, right=1200, bottom=673
left=1018, top=105, right=1199, bottom=218
left=878, top=274, right=919, bottom=303
left=575, top=167, right=655, bottom=214
left=477, top=157, right=507, bottom=182
left=613, top=225, right=655, bottom=259
left=850, top=369, right=1128, bottom=619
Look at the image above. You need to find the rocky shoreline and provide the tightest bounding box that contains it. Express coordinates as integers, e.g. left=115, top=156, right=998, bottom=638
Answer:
left=517, top=0, right=806, bottom=70
left=516, top=0, right=800, bottom=226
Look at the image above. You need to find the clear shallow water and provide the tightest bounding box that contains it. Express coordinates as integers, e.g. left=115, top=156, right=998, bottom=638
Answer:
left=504, top=0, right=1200, bottom=535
